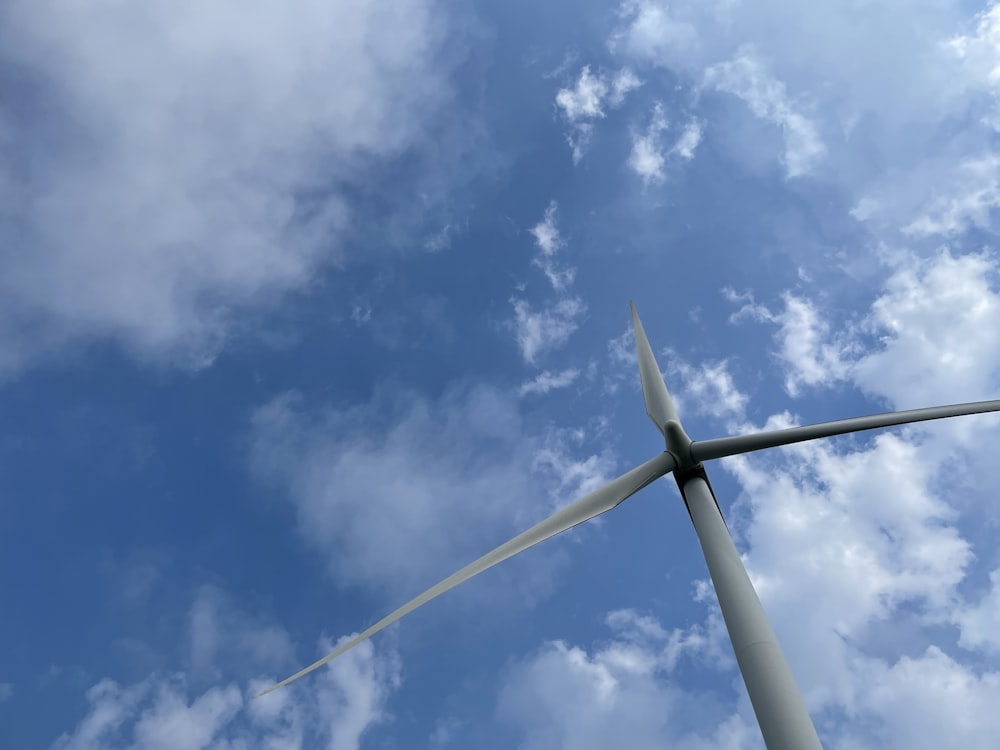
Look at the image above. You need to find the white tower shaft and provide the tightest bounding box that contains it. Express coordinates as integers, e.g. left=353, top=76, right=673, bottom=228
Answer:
left=682, top=474, right=823, bottom=750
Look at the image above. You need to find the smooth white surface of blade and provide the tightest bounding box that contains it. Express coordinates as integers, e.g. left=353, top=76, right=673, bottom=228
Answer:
left=691, top=400, right=1000, bottom=462
left=254, top=451, right=677, bottom=698
left=630, top=302, right=679, bottom=433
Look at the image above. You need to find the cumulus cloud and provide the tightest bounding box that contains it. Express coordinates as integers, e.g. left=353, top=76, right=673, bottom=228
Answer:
left=501, top=349, right=999, bottom=749
left=497, top=610, right=758, bottom=750
left=0, top=0, right=455, bottom=374
left=514, top=245, right=1000, bottom=748
left=556, top=66, right=641, bottom=162
left=50, top=586, right=401, bottom=750
left=727, top=249, right=1000, bottom=410
left=51, top=638, right=399, bottom=750
left=852, top=249, right=1000, bottom=408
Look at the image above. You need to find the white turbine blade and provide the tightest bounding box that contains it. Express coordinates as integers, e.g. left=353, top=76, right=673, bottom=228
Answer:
left=254, top=451, right=676, bottom=698
left=630, top=301, right=679, bottom=433
left=691, top=400, right=1000, bottom=462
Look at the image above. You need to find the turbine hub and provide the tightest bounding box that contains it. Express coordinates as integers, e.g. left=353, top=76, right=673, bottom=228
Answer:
left=664, top=419, right=695, bottom=468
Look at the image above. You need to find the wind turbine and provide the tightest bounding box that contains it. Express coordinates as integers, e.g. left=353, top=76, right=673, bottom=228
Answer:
left=256, top=302, right=1000, bottom=750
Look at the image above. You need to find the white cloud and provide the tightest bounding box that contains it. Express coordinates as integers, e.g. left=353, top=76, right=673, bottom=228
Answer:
left=838, top=647, right=1000, bottom=750
left=608, top=326, right=636, bottom=368
left=602, top=325, right=638, bottom=396
left=513, top=247, right=997, bottom=748
left=730, top=249, right=1000, bottom=409
left=0, top=0, right=455, bottom=374
left=519, top=368, right=581, bottom=396
left=955, top=569, right=1000, bottom=655
left=556, top=67, right=611, bottom=121
left=350, top=304, right=373, bottom=326
left=430, top=716, right=465, bottom=750
left=187, top=585, right=295, bottom=680
left=628, top=104, right=670, bottom=185
left=52, top=580, right=400, bottom=750
left=728, top=291, right=851, bottom=396
left=946, top=2, right=1000, bottom=89
left=704, top=52, right=825, bottom=178
left=0, top=682, right=12, bottom=702
left=609, top=1, right=700, bottom=67
left=531, top=428, right=617, bottom=506
left=672, top=120, right=703, bottom=160
left=609, top=0, right=997, bottom=197
left=424, top=222, right=464, bottom=253
left=556, top=66, right=641, bottom=162
left=610, top=69, right=644, bottom=106
left=628, top=107, right=702, bottom=184
left=250, top=383, right=610, bottom=602
left=496, top=611, right=759, bottom=750
left=511, top=298, right=586, bottom=365
left=500, top=394, right=1000, bottom=749
left=852, top=249, right=1000, bottom=408
left=556, top=67, right=641, bottom=121
left=530, top=202, right=564, bottom=256
left=529, top=202, right=576, bottom=292
left=668, top=356, right=748, bottom=420
left=903, top=154, right=1000, bottom=237
left=51, top=636, right=399, bottom=750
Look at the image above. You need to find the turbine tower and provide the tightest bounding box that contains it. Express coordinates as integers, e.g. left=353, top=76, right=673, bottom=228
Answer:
left=256, top=303, right=1000, bottom=750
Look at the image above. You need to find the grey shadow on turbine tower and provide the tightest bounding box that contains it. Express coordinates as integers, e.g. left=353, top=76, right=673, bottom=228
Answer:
left=255, top=302, right=1000, bottom=750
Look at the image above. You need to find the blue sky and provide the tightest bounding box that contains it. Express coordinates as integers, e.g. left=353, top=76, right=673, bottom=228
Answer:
left=2, top=0, right=1000, bottom=747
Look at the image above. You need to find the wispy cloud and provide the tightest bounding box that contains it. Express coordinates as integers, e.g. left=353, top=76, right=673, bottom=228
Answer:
left=530, top=202, right=565, bottom=256
left=519, top=368, right=581, bottom=396
left=628, top=106, right=703, bottom=185
left=726, top=289, right=852, bottom=397
left=250, top=383, right=604, bottom=602
left=671, top=120, right=702, bottom=160
left=187, top=585, right=295, bottom=680
left=511, top=298, right=587, bottom=365
left=628, top=104, right=670, bottom=185
left=902, top=154, right=1000, bottom=237
left=510, top=202, right=586, bottom=363
left=556, top=66, right=642, bottom=162
left=705, top=52, right=825, bottom=179
left=668, top=355, right=749, bottom=421
left=530, top=202, right=576, bottom=291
